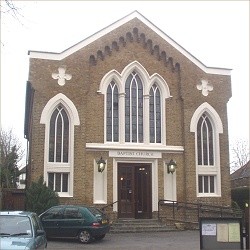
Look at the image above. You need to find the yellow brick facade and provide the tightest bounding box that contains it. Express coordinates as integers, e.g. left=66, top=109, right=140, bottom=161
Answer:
left=25, top=12, right=232, bottom=219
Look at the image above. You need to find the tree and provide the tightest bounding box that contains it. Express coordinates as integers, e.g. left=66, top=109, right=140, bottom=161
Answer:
left=1, top=0, right=24, bottom=47
left=0, top=128, right=24, bottom=188
left=0, top=0, right=21, bottom=20
left=230, top=139, right=250, bottom=173
left=25, top=176, right=59, bottom=215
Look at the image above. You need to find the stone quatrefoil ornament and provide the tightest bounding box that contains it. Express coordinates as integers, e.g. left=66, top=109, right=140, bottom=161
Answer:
left=52, top=67, right=72, bottom=86
left=196, top=79, right=213, bottom=96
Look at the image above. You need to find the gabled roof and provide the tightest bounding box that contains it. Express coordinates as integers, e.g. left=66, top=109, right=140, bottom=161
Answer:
left=28, top=11, right=231, bottom=76
left=231, top=161, right=250, bottom=180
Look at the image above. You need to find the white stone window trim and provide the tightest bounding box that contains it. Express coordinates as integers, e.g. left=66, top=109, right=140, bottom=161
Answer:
left=98, top=61, right=171, bottom=145
left=190, top=102, right=223, bottom=197
left=40, top=93, right=80, bottom=197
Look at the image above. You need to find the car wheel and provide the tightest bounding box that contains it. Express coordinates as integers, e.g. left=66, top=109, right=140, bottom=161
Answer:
left=95, top=234, right=105, bottom=240
left=78, top=230, right=92, bottom=244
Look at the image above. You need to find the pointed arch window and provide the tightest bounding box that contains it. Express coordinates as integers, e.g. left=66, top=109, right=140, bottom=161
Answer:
left=197, top=113, right=214, bottom=166
left=125, top=71, right=143, bottom=143
left=49, top=105, right=69, bottom=163
left=150, top=83, right=161, bottom=143
left=190, top=102, right=223, bottom=197
left=106, top=81, right=119, bottom=142
left=102, top=61, right=171, bottom=145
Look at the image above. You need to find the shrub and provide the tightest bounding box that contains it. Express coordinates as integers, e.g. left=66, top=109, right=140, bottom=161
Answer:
left=25, top=176, right=59, bottom=215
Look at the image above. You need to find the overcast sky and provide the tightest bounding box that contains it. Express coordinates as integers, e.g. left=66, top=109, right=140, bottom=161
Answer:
left=1, top=1, right=249, bottom=167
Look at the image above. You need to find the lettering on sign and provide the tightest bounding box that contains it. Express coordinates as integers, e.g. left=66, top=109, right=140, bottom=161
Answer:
left=109, top=150, right=161, bottom=158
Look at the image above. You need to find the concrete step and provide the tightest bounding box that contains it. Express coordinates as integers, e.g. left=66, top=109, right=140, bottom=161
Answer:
left=110, top=219, right=177, bottom=233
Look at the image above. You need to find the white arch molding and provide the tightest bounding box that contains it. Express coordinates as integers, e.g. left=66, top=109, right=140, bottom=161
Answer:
left=40, top=93, right=80, bottom=125
left=98, top=61, right=171, bottom=98
left=190, top=102, right=223, bottom=133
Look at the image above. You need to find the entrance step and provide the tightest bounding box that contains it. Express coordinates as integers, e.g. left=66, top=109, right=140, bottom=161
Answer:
left=110, top=219, right=177, bottom=233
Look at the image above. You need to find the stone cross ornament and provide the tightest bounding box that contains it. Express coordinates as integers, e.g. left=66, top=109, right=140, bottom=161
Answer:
left=197, top=79, right=213, bottom=96
left=52, top=67, right=72, bottom=86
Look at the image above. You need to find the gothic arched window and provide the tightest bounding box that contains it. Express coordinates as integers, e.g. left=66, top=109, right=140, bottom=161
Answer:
left=106, top=81, right=119, bottom=142
left=197, top=113, right=214, bottom=166
left=150, top=83, right=161, bottom=143
left=125, top=71, right=143, bottom=143
left=49, top=105, right=69, bottom=163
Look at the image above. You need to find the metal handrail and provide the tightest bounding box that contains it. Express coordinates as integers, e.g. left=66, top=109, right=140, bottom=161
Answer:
left=158, top=199, right=243, bottom=222
left=101, top=200, right=119, bottom=212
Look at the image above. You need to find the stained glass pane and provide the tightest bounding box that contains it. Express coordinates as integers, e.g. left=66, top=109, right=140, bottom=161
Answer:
left=204, top=176, right=208, bottom=193
left=202, top=123, right=208, bottom=165
left=49, top=109, right=58, bottom=162
left=210, top=176, right=215, bottom=193
left=106, top=84, right=112, bottom=141
left=198, top=176, right=203, bottom=193
left=48, top=173, right=54, bottom=190
left=113, top=85, right=119, bottom=142
left=62, top=109, right=69, bottom=162
left=55, top=173, right=61, bottom=192
left=207, top=118, right=214, bottom=165
left=62, top=173, right=68, bottom=192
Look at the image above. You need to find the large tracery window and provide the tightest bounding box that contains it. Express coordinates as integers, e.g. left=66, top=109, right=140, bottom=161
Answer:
left=49, top=105, right=69, bottom=162
left=150, top=83, right=161, bottom=143
left=103, top=62, right=170, bottom=145
left=106, top=81, right=119, bottom=142
left=197, top=113, right=214, bottom=166
left=125, top=71, right=143, bottom=143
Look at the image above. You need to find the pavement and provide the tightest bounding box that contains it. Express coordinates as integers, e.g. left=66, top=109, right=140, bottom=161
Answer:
left=46, top=230, right=201, bottom=250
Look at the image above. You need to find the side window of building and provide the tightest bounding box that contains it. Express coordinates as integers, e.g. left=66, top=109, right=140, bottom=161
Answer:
left=195, top=111, right=221, bottom=197
left=48, top=172, right=69, bottom=192
left=49, top=105, right=69, bottom=163
left=41, top=93, right=79, bottom=198
left=197, top=114, right=214, bottom=166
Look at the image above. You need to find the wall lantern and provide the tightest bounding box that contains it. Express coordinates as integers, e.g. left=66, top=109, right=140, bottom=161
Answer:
left=97, top=156, right=106, bottom=173
left=167, top=159, right=177, bottom=174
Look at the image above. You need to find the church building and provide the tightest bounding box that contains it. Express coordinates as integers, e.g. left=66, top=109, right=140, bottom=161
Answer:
left=24, top=11, right=232, bottom=219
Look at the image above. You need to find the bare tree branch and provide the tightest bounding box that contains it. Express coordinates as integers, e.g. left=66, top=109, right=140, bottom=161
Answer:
left=0, top=0, right=23, bottom=23
left=230, top=139, right=250, bottom=173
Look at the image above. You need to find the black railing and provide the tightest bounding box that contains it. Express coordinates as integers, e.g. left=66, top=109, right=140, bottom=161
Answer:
left=101, top=200, right=119, bottom=212
left=158, top=199, right=243, bottom=224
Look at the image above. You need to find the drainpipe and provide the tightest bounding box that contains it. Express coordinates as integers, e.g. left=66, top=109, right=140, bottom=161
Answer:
left=176, top=65, right=188, bottom=221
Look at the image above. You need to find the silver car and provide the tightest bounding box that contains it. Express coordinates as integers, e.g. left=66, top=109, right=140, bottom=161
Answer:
left=0, top=211, right=47, bottom=250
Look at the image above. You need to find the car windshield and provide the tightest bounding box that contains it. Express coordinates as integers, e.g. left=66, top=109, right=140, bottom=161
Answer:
left=0, top=215, right=32, bottom=237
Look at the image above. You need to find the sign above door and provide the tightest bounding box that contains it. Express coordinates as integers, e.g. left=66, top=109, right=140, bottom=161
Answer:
left=109, top=150, right=162, bottom=158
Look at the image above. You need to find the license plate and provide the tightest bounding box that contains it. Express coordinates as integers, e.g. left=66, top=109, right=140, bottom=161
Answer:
left=102, top=219, right=108, bottom=224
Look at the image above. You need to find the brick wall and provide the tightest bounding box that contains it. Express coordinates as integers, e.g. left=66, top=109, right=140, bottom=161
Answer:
left=27, top=17, right=232, bottom=209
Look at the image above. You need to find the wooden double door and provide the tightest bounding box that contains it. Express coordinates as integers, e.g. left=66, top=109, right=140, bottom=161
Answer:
left=118, top=163, right=152, bottom=219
